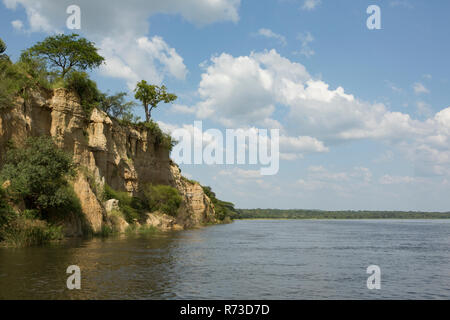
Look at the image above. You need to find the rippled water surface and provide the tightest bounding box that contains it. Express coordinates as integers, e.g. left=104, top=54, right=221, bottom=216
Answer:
left=1, top=220, right=450, bottom=299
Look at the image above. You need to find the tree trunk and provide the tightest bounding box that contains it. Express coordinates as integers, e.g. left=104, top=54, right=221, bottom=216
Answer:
left=145, top=104, right=150, bottom=122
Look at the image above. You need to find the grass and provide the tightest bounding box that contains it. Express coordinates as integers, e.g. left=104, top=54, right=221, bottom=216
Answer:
left=0, top=215, right=63, bottom=247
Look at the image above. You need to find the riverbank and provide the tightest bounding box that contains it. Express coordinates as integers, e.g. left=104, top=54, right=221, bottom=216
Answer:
left=235, top=209, right=450, bottom=220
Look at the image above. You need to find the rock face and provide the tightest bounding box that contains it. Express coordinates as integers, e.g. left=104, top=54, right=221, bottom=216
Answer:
left=0, top=88, right=217, bottom=235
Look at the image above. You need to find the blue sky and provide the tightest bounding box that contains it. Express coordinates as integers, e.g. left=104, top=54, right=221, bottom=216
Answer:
left=1, top=0, right=450, bottom=211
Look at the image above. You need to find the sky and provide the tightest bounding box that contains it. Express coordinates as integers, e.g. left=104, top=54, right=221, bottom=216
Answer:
left=1, top=0, right=450, bottom=211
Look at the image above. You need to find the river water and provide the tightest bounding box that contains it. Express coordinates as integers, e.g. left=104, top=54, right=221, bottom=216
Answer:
left=1, top=219, right=449, bottom=299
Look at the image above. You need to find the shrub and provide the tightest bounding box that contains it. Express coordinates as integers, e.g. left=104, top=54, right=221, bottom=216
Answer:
left=0, top=186, right=15, bottom=231
left=103, top=184, right=144, bottom=223
left=0, top=215, right=63, bottom=247
left=0, top=136, right=77, bottom=219
left=202, top=186, right=238, bottom=221
left=137, top=120, right=176, bottom=151
left=64, top=71, right=102, bottom=116
left=142, top=184, right=182, bottom=217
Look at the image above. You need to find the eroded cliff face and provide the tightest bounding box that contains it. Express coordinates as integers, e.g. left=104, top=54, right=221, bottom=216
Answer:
left=0, top=88, right=216, bottom=235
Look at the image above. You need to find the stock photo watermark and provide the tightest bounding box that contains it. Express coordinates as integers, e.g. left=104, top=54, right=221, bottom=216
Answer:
left=66, top=265, right=81, bottom=290
left=66, top=5, right=81, bottom=30
left=367, top=5, right=381, bottom=30
left=366, top=265, right=381, bottom=290
left=170, top=121, right=280, bottom=176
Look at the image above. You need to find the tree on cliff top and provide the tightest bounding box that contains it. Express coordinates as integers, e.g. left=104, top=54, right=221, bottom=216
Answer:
left=22, top=33, right=104, bottom=78
left=0, top=38, right=6, bottom=54
left=134, top=80, right=177, bottom=122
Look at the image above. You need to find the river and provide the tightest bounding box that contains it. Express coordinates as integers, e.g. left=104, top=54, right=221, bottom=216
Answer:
left=1, top=219, right=449, bottom=299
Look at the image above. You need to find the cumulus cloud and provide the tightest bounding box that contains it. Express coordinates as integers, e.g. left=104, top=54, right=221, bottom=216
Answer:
left=98, top=36, right=187, bottom=89
left=3, top=0, right=240, bottom=88
left=192, top=49, right=450, bottom=178
left=3, top=0, right=241, bottom=36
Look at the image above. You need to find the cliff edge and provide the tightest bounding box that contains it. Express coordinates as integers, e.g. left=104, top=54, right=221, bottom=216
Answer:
left=0, top=88, right=217, bottom=236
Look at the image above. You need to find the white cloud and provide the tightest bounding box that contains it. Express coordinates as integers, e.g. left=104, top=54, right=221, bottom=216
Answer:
left=170, top=104, right=196, bottom=114
left=413, top=82, right=430, bottom=94
left=11, top=19, right=23, bottom=31
left=385, top=80, right=402, bottom=93
left=192, top=49, right=450, bottom=180
left=416, top=101, right=433, bottom=117
left=295, top=32, right=314, bottom=58
left=195, top=49, right=309, bottom=128
left=255, top=28, right=286, bottom=46
left=302, top=0, right=321, bottom=11
left=98, top=35, right=187, bottom=89
left=3, top=0, right=240, bottom=88
left=3, top=0, right=241, bottom=36
left=296, top=166, right=372, bottom=193
left=379, top=175, right=416, bottom=185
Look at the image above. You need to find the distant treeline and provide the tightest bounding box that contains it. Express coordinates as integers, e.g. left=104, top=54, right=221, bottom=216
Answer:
left=235, top=209, right=450, bottom=219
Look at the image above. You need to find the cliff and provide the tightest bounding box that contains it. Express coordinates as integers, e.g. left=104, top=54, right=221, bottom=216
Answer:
left=0, top=88, right=217, bottom=236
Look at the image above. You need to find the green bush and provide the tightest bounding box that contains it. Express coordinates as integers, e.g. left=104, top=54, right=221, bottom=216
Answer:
left=103, top=184, right=144, bottom=223
left=142, top=184, right=182, bottom=217
left=0, top=215, right=63, bottom=247
left=137, top=120, right=176, bottom=151
left=64, top=71, right=102, bottom=116
left=0, top=136, right=77, bottom=219
left=0, top=186, right=15, bottom=231
left=202, top=186, right=238, bottom=221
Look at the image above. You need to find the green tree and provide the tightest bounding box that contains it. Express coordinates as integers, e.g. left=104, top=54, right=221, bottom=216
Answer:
left=0, top=137, right=76, bottom=218
left=99, top=92, right=139, bottom=122
left=23, top=33, right=104, bottom=78
left=134, top=80, right=177, bottom=122
left=0, top=38, right=6, bottom=56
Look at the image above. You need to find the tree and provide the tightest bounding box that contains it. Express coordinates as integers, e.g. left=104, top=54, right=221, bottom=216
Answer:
left=0, top=136, right=76, bottom=217
left=99, top=92, right=139, bottom=122
left=0, top=38, right=8, bottom=61
left=134, top=80, right=177, bottom=122
left=23, top=33, right=104, bottom=78
left=0, top=38, right=6, bottom=54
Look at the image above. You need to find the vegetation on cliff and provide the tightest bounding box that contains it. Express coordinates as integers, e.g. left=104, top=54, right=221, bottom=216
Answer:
left=0, top=35, right=236, bottom=245
left=202, top=186, right=238, bottom=222
left=0, top=137, right=80, bottom=246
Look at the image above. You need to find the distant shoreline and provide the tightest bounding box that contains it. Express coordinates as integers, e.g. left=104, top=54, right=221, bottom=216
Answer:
left=234, top=209, right=450, bottom=220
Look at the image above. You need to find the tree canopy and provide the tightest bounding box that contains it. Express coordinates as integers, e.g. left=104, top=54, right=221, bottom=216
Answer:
left=0, top=38, right=6, bottom=54
left=0, top=137, right=76, bottom=217
left=134, top=80, right=177, bottom=122
left=23, top=33, right=104, bottom=78
left=99, top=92, right=139, bottom=122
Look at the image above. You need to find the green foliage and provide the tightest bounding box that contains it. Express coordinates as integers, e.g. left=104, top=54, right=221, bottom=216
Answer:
left=142, top=184, right=182, bottom=217
left=99, top=91, right=139, bottom=122
left=134, top=80, right=177, bottom=122
left=202, top=186, right=238, bottom=221
left=0, top=186, right=15, bottom=230
left=64, top=71, right=102, bottom=116
left=23, top=33, right=104, bottom=78
left=0, top=215, right=63, bottom=247
left=0, top=38, right=6, bottom=55
left=0, top=136, right=76, bottom=219
left=137, top=120, right=176, bottom=151
left=103, top=184, right=145, bottom=223
left=235, top=209, right=450, bottom=220
left=0, top=57, right=40, bottom=108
